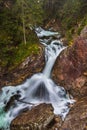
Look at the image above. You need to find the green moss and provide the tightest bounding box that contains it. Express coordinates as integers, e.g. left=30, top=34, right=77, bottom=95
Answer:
left=65, top=30, right=73, bottom=42
left=12, top=42, right=40, bottom=69
left=0, top=43, right=40, bottom=71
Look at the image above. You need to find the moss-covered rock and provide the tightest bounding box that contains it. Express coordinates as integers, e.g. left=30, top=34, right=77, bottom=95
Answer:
left=0, top=43, right=45, bottom=88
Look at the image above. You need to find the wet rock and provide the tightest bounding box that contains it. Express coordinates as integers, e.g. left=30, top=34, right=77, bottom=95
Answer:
left=60, top=96, right=87, bottom=130
left=11, top=104, right=54, bottom=130
left=53, top=36, right=87, bottom=98
left=0, top=45, right=45, bottom=88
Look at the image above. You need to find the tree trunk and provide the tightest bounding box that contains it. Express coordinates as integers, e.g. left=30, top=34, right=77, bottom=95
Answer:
left=22, top=1, right=26, bottom=45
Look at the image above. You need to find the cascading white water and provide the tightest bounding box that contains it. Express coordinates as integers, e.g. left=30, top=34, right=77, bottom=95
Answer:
left=0, top=27, right=74, bottom=130
left=43, top=40, right=66, bottom=78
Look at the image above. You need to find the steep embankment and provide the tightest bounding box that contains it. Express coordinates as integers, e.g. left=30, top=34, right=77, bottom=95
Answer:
left=0, top=45, right=45, bottom=89
left=51, top=26, right=87, bottom=130
left=53, top=26, right=87, bottom=99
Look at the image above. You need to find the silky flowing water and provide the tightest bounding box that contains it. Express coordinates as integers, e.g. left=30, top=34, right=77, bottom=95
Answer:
left=0, top=27, right=74, bottom=130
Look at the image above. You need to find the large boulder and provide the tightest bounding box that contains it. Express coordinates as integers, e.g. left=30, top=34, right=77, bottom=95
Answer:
left=60, top=96, right=87, bottom=130
left=11, top=104, right=54, bottom=130
left=53, top=36, right=87, bottom=98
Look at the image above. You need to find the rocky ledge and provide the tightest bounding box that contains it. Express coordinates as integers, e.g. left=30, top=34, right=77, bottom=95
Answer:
left=11, top=104, right=54, bottom=130
left=11, top=103, right=64, bottom=130
left=0, top=44, right=45, bottom=88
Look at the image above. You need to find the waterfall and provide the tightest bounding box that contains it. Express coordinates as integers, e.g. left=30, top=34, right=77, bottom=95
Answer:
left=0, top=27, right=74, bottom=130
left=43, top=40, right=66, bottom=78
